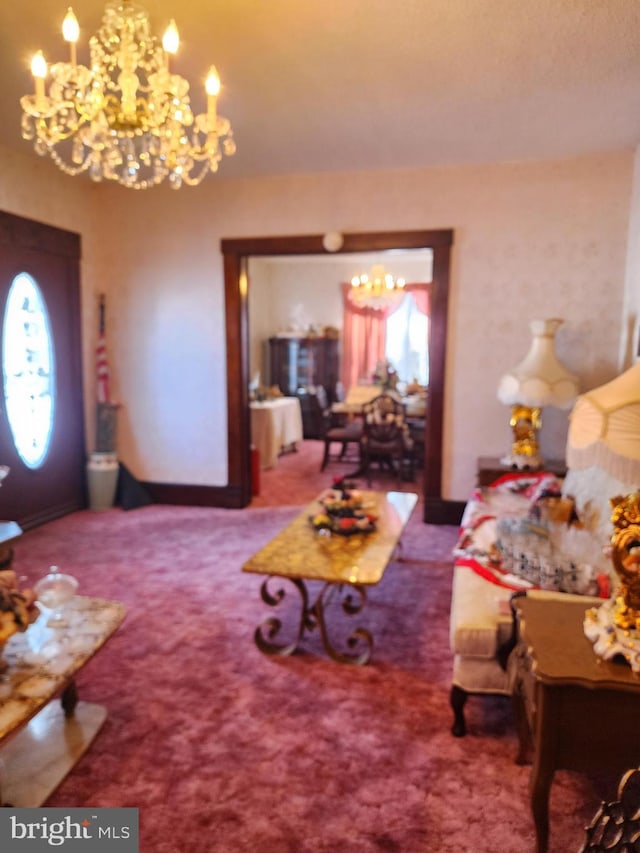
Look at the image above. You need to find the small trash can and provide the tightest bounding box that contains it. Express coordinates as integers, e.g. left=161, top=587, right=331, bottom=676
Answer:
left=87, top=452, right=119, bottom=510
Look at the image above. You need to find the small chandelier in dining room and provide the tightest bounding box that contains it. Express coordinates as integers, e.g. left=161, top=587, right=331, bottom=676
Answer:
left=349, top=265, right=406, bottom=311
left=19, top=1, right=236, bottom=190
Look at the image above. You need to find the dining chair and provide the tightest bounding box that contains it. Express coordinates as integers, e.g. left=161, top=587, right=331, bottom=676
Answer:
left=320, top=419, right=364, bottom=471
left=580, top=766, right=640, bottom=851
left=360, top=393, right=413, bottom=486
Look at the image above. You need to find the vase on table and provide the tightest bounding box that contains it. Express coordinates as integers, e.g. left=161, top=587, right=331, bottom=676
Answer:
left=34, top=568, right=78, bottom=628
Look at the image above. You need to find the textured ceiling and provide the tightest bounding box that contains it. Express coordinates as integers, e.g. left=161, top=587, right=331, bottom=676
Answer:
left=3, top=0, right=640, bottom=180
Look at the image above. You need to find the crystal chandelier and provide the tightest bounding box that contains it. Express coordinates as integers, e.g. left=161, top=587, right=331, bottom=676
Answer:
left=349, top=265, right=406, bottom=311
left=20, top=1, right=236, bottom=190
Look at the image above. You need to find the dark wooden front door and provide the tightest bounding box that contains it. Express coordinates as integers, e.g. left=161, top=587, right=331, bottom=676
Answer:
left=0, top=211, right=85, bottom=529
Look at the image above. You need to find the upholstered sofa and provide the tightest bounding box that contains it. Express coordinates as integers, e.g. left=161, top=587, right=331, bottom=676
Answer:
left=449, top=467, right=614, bottom=736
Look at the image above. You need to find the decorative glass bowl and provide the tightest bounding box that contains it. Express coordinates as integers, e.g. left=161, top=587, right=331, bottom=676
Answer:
left=34, top=567, right=78, bottom=628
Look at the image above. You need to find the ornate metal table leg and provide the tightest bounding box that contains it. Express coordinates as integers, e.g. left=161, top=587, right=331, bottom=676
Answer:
left=61, top=678, right=79, bottom=717
left=253, top=577, right=373, bottom=664
left=254, top=577, right=311, bottom=656
left=312, top=583, right=373, bottom=665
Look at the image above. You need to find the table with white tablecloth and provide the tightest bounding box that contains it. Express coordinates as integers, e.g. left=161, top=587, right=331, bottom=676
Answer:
left=331, top=388, right=427, bottom=420
left=250, top=397, right=304, bottom=469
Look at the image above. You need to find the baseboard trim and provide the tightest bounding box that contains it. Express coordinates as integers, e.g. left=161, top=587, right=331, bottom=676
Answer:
left=424, top=497, right=465, bottom=525
left=141, top=485, right=466, bottom=522
left=19, top=501, right=85, bottom=531
left=140, top=481, right=244, bottom=509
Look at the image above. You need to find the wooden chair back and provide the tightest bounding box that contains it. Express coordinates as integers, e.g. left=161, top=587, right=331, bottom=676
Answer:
left=580, top=767, right=640, bottom=852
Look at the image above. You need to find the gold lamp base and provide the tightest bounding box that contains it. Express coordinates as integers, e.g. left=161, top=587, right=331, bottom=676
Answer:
left=501, top=404, right=543, bottom=469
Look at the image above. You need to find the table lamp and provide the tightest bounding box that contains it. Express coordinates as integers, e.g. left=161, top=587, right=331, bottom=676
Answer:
left=497, top=318, right=579, bottom=469
left=575, top=364, right=640, bottom=669
left=562, top=359, right=640, bottom=559
left=566, top=361, right=640, bottom=483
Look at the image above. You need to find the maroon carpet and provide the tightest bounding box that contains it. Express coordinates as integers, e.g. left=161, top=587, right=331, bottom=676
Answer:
left=11, top=441, right=608, bottom=851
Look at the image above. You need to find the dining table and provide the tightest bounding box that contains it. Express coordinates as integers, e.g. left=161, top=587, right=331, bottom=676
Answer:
left=330, top=387, right=427, bottom=420
left=250, top=396, right=304, bottom=469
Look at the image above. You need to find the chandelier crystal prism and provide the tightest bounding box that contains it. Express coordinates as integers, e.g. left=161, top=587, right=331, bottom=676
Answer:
left=349, top=264, right=406, bottom=311
left=20, top=1, right=236, bottom=190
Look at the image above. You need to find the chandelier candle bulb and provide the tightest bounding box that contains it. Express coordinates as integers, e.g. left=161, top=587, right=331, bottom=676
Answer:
left=31, top=52, right=47, bottom=110
left=62, top=7, right=79, bottom=66
left=206, top=66, right=220, bottom=131
left=162, top=19, right=179, bottom=68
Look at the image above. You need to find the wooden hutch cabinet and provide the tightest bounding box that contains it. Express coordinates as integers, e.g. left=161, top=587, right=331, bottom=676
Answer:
left=268, top=336, right=340, bottom=439
left=268, top=336, right=340, bottom=403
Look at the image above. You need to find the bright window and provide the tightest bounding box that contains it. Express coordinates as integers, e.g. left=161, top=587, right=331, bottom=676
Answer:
left=385, top=293, right=429, bottom=385
left=2, top=273, right=56, bottom=468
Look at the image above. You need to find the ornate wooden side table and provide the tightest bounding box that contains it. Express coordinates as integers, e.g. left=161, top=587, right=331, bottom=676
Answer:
left=511, top=596, right=640, bottom=853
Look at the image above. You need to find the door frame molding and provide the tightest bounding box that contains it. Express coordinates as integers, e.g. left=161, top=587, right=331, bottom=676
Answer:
left=219, top=229, right=456, bottom=522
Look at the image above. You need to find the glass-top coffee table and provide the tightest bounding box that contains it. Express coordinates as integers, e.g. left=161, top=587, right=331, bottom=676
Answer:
left=0, top=595, right=125, bottom=807
left=242, top=490, right=418, bottom=664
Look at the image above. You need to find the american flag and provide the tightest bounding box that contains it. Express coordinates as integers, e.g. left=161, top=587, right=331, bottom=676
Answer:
left=96, top=295, right=111, bottom=404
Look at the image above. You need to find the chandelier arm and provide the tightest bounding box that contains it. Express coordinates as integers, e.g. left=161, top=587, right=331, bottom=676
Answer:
left=33, top=114, right=93, bottom=145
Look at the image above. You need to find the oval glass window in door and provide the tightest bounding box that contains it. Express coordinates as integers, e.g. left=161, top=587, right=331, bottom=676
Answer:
left=2, top=273, right=56, bottom=469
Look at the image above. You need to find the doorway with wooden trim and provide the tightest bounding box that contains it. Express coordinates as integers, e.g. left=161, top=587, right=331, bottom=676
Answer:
left=221, top=229, right=453, bottom=523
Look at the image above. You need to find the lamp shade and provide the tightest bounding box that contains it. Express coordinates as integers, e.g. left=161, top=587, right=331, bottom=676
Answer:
left=566, top=362, right=640, bottom=482
left=497, top=318, right=579, bottom=409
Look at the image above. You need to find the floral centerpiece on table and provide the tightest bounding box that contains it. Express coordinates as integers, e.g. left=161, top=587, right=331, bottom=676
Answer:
left=310, top=476, right=377, bottom=536
left=0, top=467, right=37, bottom=659
left=0, top=571, right=36, bottom=649
left=372, top=359, right=399, bottom=391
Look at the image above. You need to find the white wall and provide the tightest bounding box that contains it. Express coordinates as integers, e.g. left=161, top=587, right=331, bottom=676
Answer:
left=620, top=145, right=640, bottom=368
left=247, top=257, right=346, bottom=387
left=1, top=145, right=633, bottom=501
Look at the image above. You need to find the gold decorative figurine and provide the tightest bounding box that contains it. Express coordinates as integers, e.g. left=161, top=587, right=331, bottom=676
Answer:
left=583, top=490, right=640, bottom=671
left=609, top=492, right=640, bottom=631
left=508, top=404, right=542, bottom=463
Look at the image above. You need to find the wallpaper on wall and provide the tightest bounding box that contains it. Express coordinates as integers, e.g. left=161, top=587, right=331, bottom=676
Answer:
left=1, top=142, right=634, bottom=500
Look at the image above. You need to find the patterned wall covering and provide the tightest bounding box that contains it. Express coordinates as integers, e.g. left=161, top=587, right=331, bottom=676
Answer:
left=0, top=143, right=634, bottom=500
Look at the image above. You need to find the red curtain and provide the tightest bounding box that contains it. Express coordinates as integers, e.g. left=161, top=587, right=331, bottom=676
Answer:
left=340, top=283, right=431, bottom=392
left=340, top=283, right=392, bottom=391
left=405, top=283, right=430, bottom=317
